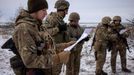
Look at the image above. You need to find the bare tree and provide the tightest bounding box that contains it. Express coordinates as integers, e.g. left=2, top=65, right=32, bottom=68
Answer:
left=126, top=15, right=134, bottom=26
left=126, top=16, right=134, bottom=39
left=126, top=19, right=134, bottom=25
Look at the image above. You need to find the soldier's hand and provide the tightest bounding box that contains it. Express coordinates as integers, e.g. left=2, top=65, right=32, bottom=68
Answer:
left=55, top=41, right=75, bottom=52
left=52, top=51, right=71, bottom=65
left=66, top=41, right=76, bottom=47
left=84, top=36, right=89, bottom=41
left=58, top=51, right=70, bottom=64
left=79, top=36, right=89, bottom=44
left=121, top=27, right=132, bottom=38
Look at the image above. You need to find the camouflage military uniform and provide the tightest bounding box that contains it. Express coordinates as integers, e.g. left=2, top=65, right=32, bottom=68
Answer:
left=42, top=11, right=70, bottom=75
left=65, top=12, right=85, bottom=75
left=94, top=16, right=118, bottom=75
left=66, top=23, right=84, bottom=75
left=42, top=12, right=69, bottom=43
left=12, top=10, right=73, bottom=75
left=110, top=22, right=131, bottom=73
left=12, top=10, right=55, bottom=74
left=41, top=0, right=70, bottom=74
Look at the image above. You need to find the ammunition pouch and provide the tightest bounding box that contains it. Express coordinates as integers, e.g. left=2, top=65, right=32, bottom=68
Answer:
left=10, top=56, right=26, bottom=75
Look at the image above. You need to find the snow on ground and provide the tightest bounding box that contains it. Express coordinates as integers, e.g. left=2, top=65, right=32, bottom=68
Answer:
left=0, top=35, right=15, bottom=75
left=79, top=34, right=134, bottom=75
left=0, top=33, right=134, bottom=75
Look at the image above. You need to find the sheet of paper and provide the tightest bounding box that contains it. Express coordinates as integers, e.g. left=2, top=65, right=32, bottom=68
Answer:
left=64, top=28, right=92, bottom=51
left=119, top=29, right=127, bottom=34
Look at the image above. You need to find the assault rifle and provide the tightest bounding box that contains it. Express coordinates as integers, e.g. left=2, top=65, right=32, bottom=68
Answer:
left=1, top=38, right=19, bottom=55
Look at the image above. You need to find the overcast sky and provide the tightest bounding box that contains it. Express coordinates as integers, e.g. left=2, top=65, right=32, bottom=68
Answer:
left=0, top=0, right=134, bottom=22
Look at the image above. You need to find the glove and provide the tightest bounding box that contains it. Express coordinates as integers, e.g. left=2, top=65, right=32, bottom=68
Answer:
left=58, top=51, right=70, bottom=64
left=52, top=51, right=70, bottom=65
left=79, top=36, right=89, bottom=43
left=58, top=23, right=67, bottom=32
left=83, top=36, right=89, bottom=41
left=75, top=35, right=81, bottom=40
left=66, top=41, right=76, bottom=46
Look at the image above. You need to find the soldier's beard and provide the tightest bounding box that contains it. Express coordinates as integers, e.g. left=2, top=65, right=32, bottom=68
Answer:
left=70, top=24, right=78, bottom=28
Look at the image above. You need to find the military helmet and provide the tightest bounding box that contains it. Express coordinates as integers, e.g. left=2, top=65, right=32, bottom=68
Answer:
left=54, top=0, right=70, bottom=10
left=113, top=16, right=121, bottom=21
left=69, top=12, right=80, bottom=21
left=101, top=16, right=111, bottom=24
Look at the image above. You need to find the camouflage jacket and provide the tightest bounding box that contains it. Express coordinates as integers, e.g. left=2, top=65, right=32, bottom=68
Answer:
left=13, top=10, right=55, bottom=69
left=67, top=24, right=84, bottom=41
left=94, top=24, right=118, bottom=52
left=13, top=10, right=73, bottom=68
left=42, top=12, right=69, bottom=43
left=111, top=23, right=129, bottom=38
left=110, top=23, right=130, bottom=48
left=67, top=24, right=84, bottom=51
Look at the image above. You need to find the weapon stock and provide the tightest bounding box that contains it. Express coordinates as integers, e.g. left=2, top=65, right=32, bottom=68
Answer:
left=1, top=38, right=18, bottom=54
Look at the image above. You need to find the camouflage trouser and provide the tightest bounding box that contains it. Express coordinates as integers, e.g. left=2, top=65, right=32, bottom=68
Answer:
left=50, top=50, right=62, bottom=75
left=51, top=64, right=62, bottom=75
left=95, top=50, right=106, bottom=75
left=111, top=45, right=126, bottom=71
left=66, top=46, right=82, bottom=75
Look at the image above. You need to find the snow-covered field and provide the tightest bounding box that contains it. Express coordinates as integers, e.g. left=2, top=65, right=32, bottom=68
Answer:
left=79, top=37, right=134, bottom=75
left=0, top=32, right=134, bottom=75
left=0, top=35, right=15, bottom=75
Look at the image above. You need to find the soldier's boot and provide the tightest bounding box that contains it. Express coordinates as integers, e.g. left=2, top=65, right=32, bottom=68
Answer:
left=102, top=70, right=107, bottom=75
left=122, top=68, right=131, bottom=73
left=96, top=70, right=107, bottom=75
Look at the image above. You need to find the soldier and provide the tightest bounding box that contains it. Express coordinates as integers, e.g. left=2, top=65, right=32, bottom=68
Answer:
left=12, top=0, right=75, bottom=75
left=110, top=16, right=131, bottom=73
left=41, top=0, right=70, bottom=75
left=66, top=12, right=89, bottom=75
left=94, top=16, right=119, bottom=75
